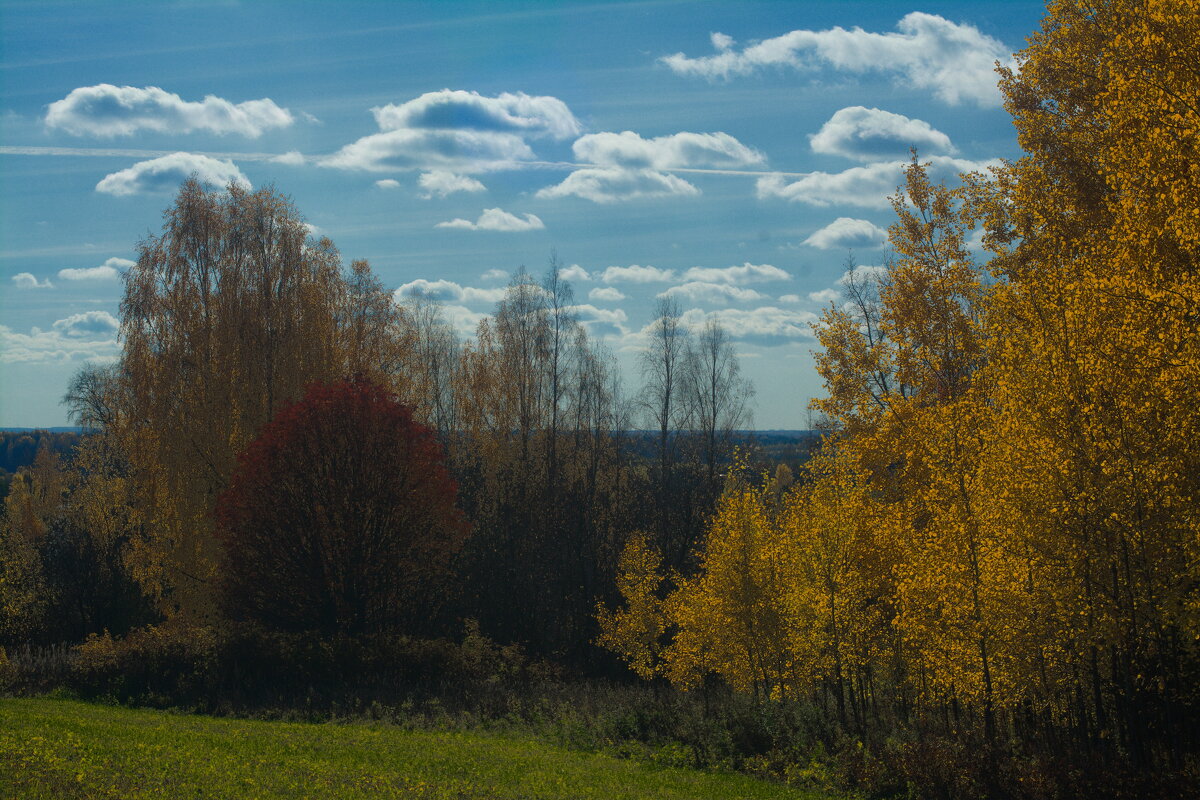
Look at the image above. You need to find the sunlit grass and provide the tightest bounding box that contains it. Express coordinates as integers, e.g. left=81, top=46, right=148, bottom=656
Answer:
left=0, top=696, right=832, bottom=799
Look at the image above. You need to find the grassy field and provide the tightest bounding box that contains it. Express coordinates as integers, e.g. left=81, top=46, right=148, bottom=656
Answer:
left=0, top=697, right=833, bottom=799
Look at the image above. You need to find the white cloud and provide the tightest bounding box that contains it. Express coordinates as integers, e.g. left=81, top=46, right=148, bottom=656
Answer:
left=810, top=106, right=955, bottom=161
left=808, top=289, right=841, bottom=304
left=435, top=208, right=544, bottom=232
left=375, top=178, right=401, bottom=189
left=661, top=13, right=1014, bottom=107
left=52, top=310, right=119, bottom=338
left=570, top=303, right=628, bottom=338
left=394, top=278, right=507, bottom=305
left=659, top=282, right=766, bottom=305
left=601, top=264, right=676, bottom=284
left=804, top=217, right=888, bottom=249
left=322, top=128, right=534, bottom=173
left=0, top=322, right=119, bottom=364
left=481, top=268, right=509, bottom=282
left=324, top=89, right=578, bottom=174
left=836, top=264, right=890, bottom=286
left=677, top=306, right=819, bottom=344
left=441, top=304, right=491, bottom=338
left=45, top=84, right=293, bottom=137
left=559, top=264, right=590, bottom=282
left=271, top=150, right=306, bottom=165
left=95, top=152, right=251, bottom=196
left=372, top=90, right=580, bottom=140
left=57, top=257, right=133, bottom=281
left=588, top=286, right=624, bottom=302
left=778, top=293, right=802, bottom=304
left=536, top=167, right=699, bottom=204
left=11, top=273, right=53, bottom=289
left=756, top=156, right=997, bottom=208
left=419, top=170, right=487, bottom=198
left=573, top=130, right=764, bottom=169
left=711, top=32, right=735, bottom=51
left=681, top=262, right=790, bottom=285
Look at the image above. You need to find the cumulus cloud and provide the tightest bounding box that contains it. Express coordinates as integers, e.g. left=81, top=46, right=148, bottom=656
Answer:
left=52, top=310, right=120, bottom=338
left=394, top=279, right=507, bottom=306
left=810, top=106, right=955, bottom=161
left=372, top=90, right=580, bottom=140
left=57, top=257, right=134, bottom=281
left=681, top=262, right=789, bottom=284
left=11, top=273, right=53, bottom=289
left=756, top=156, right=997, bottom=208
left=323, top=128, right=534, bottom=173
left=657, top=12, right=1012, bottom=105
left=659, top=282, right=766, bottom=305
left=536, top=167, right=699, bottom=204
left=559, top=264, right=590, bottom=282
left=601, top=264, right=676, bottom=284
left=419, top=170, right=487, bottom=198
left=676, top=306, right=819, bottom=345
left=375, top=178, right=401, bottom=189
left=804, top=217, right=888, bottom=249
left=481, top=268, right=509, bottom=282
left=435, top=208, right=544, bottom=232
left=271, top=150, right=306, bottom=165
left=324, top=89, right=578, bottom=174
left=837, top=264, right=890, bottom=286
left=661, top=13, right=1014, bottom=106
left=0, top=322, right=119, bottom=364
left=45, top=84, right=293, bottom=137
left=570, top=303, right=629, bottom=338
left=808, top=288, right=841, bottom=303
left=441, top=305, right=491, bottom=338
left=95, top=152, right=250, bottom=196
left=573, top=130, right=764, bottom=170
left=588, top=286, right=624, bottom=302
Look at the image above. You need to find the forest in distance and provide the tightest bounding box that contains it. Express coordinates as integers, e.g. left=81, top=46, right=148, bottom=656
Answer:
left=2, top=1, right=1199, bottom=798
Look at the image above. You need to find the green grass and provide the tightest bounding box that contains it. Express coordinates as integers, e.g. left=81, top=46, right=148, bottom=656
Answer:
left=0, top=697, right=833, bottom=799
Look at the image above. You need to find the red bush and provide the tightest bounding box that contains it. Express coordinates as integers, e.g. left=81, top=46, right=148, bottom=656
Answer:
left=216, top=379, right=469, bottom=637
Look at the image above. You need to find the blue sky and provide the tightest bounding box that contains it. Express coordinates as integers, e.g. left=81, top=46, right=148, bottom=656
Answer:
left=0, top=0, right=1048, bottom=428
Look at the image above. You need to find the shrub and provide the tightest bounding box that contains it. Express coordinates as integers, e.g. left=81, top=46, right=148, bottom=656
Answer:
left=216, top=379, right=470, bottom=638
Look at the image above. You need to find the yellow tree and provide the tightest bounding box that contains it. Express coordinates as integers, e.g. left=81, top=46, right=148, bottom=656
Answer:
left=976, top=0, right=1200, bottom=749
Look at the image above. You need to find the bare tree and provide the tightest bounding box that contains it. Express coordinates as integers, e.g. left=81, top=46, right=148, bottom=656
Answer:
left=684, top=318, right=754, bottom=488
left=638, top=297, right=692, bottom=548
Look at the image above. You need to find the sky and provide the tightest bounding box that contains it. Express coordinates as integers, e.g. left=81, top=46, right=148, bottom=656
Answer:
left=0, top=0, right=1049, bottom=429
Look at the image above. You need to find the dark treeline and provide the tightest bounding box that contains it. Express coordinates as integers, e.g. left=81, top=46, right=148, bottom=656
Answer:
left=0, top=430, right=81, bottom=501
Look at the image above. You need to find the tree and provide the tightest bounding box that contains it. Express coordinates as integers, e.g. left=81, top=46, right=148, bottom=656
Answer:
left=684, top=318, right=754, bottom=489
left=215, top=379, right=469, bottom=637
left=106, top=179, right=411, bottom=618
left=638, top=297, right=692, bottom=562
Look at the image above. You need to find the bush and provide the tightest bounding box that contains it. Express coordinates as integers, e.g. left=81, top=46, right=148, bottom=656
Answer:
left=216, top=379, right=470, bottom=638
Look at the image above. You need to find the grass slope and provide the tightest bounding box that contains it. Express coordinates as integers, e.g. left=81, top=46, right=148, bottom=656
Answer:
left=0, top=697, right=829, bottom=799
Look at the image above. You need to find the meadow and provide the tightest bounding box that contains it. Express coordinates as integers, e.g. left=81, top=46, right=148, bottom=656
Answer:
left=0, top=696, right=829, bottom=800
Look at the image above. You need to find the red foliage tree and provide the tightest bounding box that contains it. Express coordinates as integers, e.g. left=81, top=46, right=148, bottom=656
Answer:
left=216, top=379, right=469, bottom=637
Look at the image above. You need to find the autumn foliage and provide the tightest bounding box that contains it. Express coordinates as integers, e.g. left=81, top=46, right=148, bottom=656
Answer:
left=599, top=0, right=1200, bottom=785
left=216, top=379, right=469, bottom=637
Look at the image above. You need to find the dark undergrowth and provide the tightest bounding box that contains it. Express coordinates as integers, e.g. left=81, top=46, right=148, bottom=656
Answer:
left=2, top=627, right=1195, bottom=800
